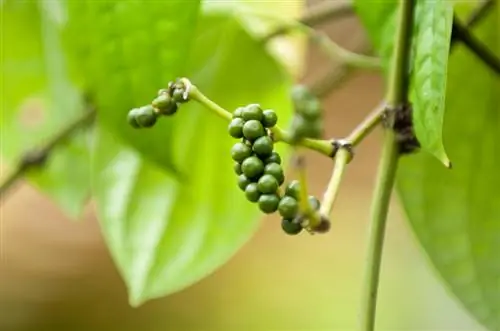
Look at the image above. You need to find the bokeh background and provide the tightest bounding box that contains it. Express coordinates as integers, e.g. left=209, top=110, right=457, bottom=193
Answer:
left=0, top=2, right=486, bottom=331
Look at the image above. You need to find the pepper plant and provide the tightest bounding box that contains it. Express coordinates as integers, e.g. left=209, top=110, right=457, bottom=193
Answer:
left=1, top=0, right=499, bottom=330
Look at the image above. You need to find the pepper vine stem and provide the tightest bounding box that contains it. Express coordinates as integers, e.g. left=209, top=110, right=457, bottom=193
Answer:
left=0, top=107, right=96, bottom=201
left=358, top=0, right=415, bottom=330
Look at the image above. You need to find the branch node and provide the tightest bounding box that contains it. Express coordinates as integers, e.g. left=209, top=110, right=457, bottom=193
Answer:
left=383, top=103, right=420, bottom=155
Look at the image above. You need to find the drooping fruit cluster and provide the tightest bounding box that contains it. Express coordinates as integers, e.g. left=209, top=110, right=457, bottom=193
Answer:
left=229, top=104, right=325, bottom=235
left=289, top=85, right=323, bottom=143
left=128, top=81, right=187, bottom=128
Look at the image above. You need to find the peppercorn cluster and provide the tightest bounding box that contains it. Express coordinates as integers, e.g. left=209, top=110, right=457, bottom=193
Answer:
left=228, top=104, right=322, bottom=235
left=289, top=85, right=323, bottom=143
left=128, top=81, right=187, bottom=128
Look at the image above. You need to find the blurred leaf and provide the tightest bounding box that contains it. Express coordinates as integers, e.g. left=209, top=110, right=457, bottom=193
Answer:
left=1, top=1, right=91, bottom=218
left=397, top=7, right=500, bottom=330
left=92, top=10, right=293, bottom=306
left=62, top=0, right=201, bottom=175
left=355, top=0, right=454, bottom=165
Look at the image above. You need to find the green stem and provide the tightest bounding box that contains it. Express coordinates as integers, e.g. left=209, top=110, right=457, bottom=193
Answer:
left=294, top=156, right=321, bottom=229
left=347, top=103, right=386, bottom=146
left=189, top=85, right=335, bottom=157
left=359, top=0, right=415, bottom=330
left=319, top=148, right=350, bottom=217
left=359, top=130, right=399, bottom=331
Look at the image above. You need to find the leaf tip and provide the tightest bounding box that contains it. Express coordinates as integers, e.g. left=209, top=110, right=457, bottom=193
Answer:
left=128, top=293, right=147, bottom=308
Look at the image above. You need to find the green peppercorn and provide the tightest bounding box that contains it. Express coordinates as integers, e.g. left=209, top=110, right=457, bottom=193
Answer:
left=127, top=108, right=141, bottom=128
left=157, top=88, right=169, bottom=96
left=233, top=107, right=244, bottom=118
left=252, top=136, right=273, bottom=158
left=242, top=120, right=265, bottom=141
left=285, top=180, right=301, bottom=200
left=231, top=142, right=252, bottom=163
left=278, top=196, right=299, bottom=219
left=241, top=156, right=264, bottom=179
left=136, top=105, right=157, bottom=128
left=152, top=94, right=177, bottom=115
left=258, top=194, right=280, bottom=214
left=290, top=115, right=322, bottom=141
left=228, top=118, right=245, bottom=138
left=308, top=195, right=321, bottom=210
left=237, top=174, right=251, bottom=191
left=300, top=99, right=322, bottom=119
left=242, top=104, right=263, bottom=121
left=172, top=88, right=188, bottom=103
left=264, top=162, right=284, bottom=185
left=245, top=183, right=261, bottom=202
left=257, top=174, right=278, bottom=194
left=262, top=109, right=278, bottom=128
left=264, top=152, right=282, bottom=165
left=234, top=162, right=242, bottom=175
left=281, top=218, right=302, bottom=235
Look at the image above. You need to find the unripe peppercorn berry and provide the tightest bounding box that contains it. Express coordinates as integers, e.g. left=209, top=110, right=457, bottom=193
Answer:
left=242, top=120, right=265, bottom=141
left=242, top=104, right=263, bottom=121
left=241, top=156, right=264, bottom=179
left=152, top=95, right=177, bottom=115
left=234, top=162, right=242, bottom=175
left=237, top=174, right=251, bottom=191
left=264, top=152, right=282, bottom=165
left=258, top=194, right=280, bottom=214
left=127, top=108, right=141, bottom=128
left=262, top=109, right=278, bottom=128
left=231, top=142, right=252, bottom=163
left=264, top=163, right=284, bottom=185
left=281, top=218, right=302, bottom=235
left=252, top=136, right=273, bottom=158
left=233, top=107, right=244, bottom=118
left=299, top=99, right=322, bottom=119
left=245, top=183, right=260, bottom=202
left=228, top=118, right=245, bottom=138
left=278, top=196, right=299, bottom=219
left=308, top=195, right=321, bottom=211
left=257, top=174, right=278, bottom=194
left=285, top=180, right=301, bottom=200
left=136, top=105, right=157, bottom=128
left=172, top=88, right=188, bottom=103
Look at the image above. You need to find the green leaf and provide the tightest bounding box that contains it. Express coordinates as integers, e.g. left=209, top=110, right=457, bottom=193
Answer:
left=355, top=0, right=454, bottom=165
left=93, top=10, right=293, bottom=306
left=1, top=1, right=91, bottom=218
left=62, top=0, right=201, bottom=175
left=410, top=1, right=453, bottom=167
left=397, top=7, right=500, bottom=330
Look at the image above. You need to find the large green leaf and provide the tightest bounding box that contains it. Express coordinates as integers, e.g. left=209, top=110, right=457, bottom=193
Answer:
left=62, top=0, right=201, bottom=175
left=355, top=0, right=454, bottom=165
left=1, top=1, right=91, bottom=218
left=397, top=6, right=500, bottom=330
left=92, top=10, right=293, bottom=306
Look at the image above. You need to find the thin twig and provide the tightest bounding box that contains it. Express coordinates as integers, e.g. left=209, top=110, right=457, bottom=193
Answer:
left=0, top=107, right=96, bottom=200
left=452, top=14, right=500, bottom=75
left=262, top=1, right=353, bottom=42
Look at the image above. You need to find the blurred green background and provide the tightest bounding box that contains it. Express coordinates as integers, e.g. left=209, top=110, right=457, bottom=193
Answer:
left=0, top=1, right=485, bottom=331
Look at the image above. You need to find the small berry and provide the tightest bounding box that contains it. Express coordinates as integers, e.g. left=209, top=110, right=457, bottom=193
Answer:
left=237, top=174, right=251, bottom=191
left=264, top=163, right=284, bottom=185
left=308, top=195, right=321, bottom=211
left=231, top=142, right=252, bottom=163
left=264, top=152, right=282, bottom=165
left=290, top=115, right=322, bottom=140
left=257, top=174, right=279, bottom=194
left=241, top=156, right=264, bottom=179
left=157, top=88, right=169, bottom=96
left=285, top=180, right=301, bottom=200
left=233, top=107, right=244, bottom=118
left=262, top=109, right=278, bottom=128
left=252, top=136, right=273, bottom=158
left=300, top=99, right=322, bottom=119
left=245, top=183, right=261, bottom=202
left=242, top=104, right=263, bottom=121
left=258, top=194, right=280, bottom=214
left=152, top=94, right=177, bottom=115
left=228, top=118, right=245, bottom=138
left=278, top=196, right=299, bottom=219
left=172, top=88, right=188, bottom=103
left=242, top=120, right=265, bottom=141
left=234, top=162, right=242, bottom=175
left=136, top=105, right=157, bottom=128
left=281, top=218, right=302, bottom=235
left=127, top=108, right=141, bottom=128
